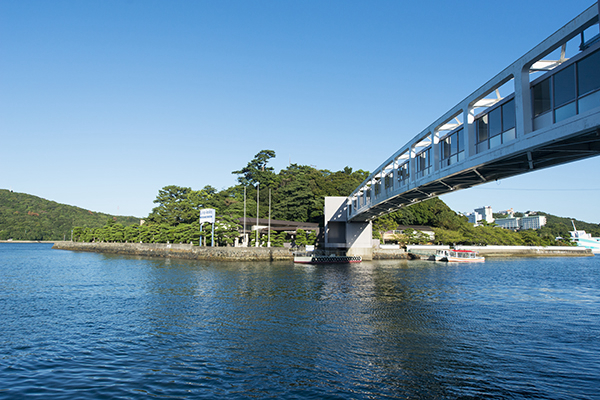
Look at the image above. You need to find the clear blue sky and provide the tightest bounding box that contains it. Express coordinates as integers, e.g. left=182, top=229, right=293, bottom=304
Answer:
left=2, top=0, right=599, bottom=223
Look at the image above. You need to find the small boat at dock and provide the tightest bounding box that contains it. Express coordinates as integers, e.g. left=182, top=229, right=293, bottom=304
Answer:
left=435, top=249, right=485, bottom=263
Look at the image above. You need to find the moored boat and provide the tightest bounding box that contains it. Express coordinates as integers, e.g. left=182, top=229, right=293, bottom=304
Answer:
left=569, top=221, right=600, bottom=255
left=435, top=249, right=485, bottom=263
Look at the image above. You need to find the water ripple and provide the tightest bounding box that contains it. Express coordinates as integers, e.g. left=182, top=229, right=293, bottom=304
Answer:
left=1, top=244, right=599, bottom=399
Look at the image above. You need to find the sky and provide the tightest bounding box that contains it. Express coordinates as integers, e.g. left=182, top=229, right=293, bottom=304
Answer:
left=1, top=0, right=599, bottom=223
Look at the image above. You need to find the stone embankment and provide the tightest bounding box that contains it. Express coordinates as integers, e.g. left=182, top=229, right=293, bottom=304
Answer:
left=52, top=241, right=294, bottom=261
left=406, top=244, right=593, bottom=258
left=51, top=242, right=594, bottom=261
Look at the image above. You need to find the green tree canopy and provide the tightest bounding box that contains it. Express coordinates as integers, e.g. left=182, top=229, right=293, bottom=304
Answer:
left=147, top=185, right=198, bottom=226
left=232, top=149, right=278, bottom=187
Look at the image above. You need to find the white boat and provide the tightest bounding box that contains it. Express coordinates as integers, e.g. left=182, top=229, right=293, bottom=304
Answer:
left=435, top=249, right=485, bottom=263
left=293, top=252, right=362, bottom=264
left=569, top=221, right=600, bottom=255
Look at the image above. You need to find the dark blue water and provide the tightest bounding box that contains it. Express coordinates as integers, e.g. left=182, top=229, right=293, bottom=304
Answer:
left=1, top=243, right=599, bottom=399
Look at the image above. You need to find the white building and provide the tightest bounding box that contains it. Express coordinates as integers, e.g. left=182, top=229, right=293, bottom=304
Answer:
left=520, top=215, right=547, bottom=230
left=495, top=214, right=547, bottom=231
left=495, top=217, right=521, bottom=230
left=474, top=206, right=494, bottom=224
left=466, top=212, right=482, bottom=225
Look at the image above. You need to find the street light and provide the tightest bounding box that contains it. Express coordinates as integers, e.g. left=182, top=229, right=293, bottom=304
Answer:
left=256, top=183, right=259, bottom=247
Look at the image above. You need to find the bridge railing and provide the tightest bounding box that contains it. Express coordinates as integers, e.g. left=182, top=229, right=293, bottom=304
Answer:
left=347, top=3, right=600, bottom=222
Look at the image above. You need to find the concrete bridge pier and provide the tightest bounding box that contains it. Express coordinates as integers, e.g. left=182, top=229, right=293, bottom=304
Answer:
left=324, top=197, right=373, bottom=260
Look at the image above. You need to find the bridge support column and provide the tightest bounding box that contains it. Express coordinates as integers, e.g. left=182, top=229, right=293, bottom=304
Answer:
left=324, top=197, right=373, bottom=260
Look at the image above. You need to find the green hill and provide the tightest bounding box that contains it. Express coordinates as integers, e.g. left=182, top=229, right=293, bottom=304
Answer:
left=535, top=211, right=600, bottom=238
left=0, top=189, right=140, bottom=240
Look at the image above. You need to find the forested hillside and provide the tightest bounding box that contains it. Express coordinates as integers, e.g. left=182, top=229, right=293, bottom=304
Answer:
left=537, top=212, right=600, bottom=237
left=0, top=190, right=140, bottom=240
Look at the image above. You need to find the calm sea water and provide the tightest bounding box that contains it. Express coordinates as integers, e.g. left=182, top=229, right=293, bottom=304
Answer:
left=1, top=243, right=599, bottom=399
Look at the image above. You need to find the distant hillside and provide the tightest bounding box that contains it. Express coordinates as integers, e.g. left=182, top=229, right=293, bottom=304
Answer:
left=535, top=211, right=600, bottom=237
left=0, top=189, right=140, bottom=240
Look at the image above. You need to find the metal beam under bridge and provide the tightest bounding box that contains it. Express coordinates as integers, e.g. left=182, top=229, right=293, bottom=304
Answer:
left=325, top=2, right=600, bottom=257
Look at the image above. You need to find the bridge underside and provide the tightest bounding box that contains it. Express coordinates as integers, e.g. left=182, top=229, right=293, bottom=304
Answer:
left=351, top=127, right=600, bottom=222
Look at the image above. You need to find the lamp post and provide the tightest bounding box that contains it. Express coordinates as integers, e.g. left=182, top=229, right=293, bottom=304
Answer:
left=243, top=186, right=246, bottom=246
left=255, top=183, right=259, bottom=247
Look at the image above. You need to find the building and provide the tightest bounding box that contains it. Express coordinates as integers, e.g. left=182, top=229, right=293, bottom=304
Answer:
left=474, top=206, right=494, bottom=224
left=495, top=214, right=547, bottom=231
left=520, top=215, right=547, bottom=230
left=497, top=208, right=514, bottom=217
left=495, top=217, right=521, bottom=230
left=237, top=218, right=320, bottom=247
left=466, top=212, right=482, bottom=225
left=383, top=225, right=435, bottom=242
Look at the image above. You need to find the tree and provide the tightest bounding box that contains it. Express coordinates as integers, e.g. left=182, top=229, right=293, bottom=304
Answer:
left=213, top=215, right=242, bottom=246
left=232, top=150, right=277, bottom=187
left=147, top=185, right=197, bottom=226
left=373, top=215, right=397, bottom=243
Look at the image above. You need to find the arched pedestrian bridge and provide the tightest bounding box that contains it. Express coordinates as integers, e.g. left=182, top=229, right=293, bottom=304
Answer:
left=325, top=2, right=600, bottom=257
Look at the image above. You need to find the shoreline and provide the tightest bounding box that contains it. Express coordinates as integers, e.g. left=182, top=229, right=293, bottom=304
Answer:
left=48, top=241, right=594, bottom=261
left=51, top=241, right=294, bottom=261
left=1, top=240, right=56, bottom=244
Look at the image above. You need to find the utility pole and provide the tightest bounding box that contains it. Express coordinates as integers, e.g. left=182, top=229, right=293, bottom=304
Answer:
left=243, top=186, right=247, bottom=246
left=268, top=188, right=271, bottom=247
left=255, top=183, right=259, bottom=247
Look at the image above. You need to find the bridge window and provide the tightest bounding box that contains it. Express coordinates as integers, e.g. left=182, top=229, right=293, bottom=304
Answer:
left=416, top=148, right=431, bottom=178
left=397, top=162, right=409, bottom=186
left=533, top=49, right=600, bottom=128
left=440, top=128, right=464, bottom=168
left=578, top=49, right=600, bottom=96
left=554, top=64, right=577, bottom=122
left=578, top=49, right=600, bottom=114
left=384, top=172, right=393, bottom=190
left=374, top=180, right=381, bottom=196
left=475, top=98, right=516, bottom=153
left=533, top=78, right=551, bottom=117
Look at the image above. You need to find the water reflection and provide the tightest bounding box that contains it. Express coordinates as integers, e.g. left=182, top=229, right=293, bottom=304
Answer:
left=1, top=245, right=599, bottom=399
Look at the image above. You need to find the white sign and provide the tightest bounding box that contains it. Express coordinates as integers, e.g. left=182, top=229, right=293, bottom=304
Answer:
left=200, top=208, right=216, bottom=224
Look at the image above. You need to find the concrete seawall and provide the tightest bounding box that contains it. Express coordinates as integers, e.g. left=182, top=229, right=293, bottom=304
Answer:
left=406, top=245, right=593, bottom=258
left=52, top=242, right=594, bottom=261
left=52, top=242, right=294, bottom=261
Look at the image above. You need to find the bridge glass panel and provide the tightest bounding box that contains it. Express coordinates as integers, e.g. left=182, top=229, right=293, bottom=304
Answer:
left=476, top=117, right=488, bottom=153
left=488, top=107, right=502, bottom=137
left=476, top=96, right=516, bottom=152
left=578, top=90, right=600, bottom=114
left=502, top=99, right=515, bottom=131
left=416, top=148, right=431, bottom=178
left=555, top=101, right=577, bottom=122
left=397, top=162, right=409, bottom=186
left=384, top=173, right=393, bottom=190
left=577, top=49, right=600, bottom=96
left=533, top=78, right=551, bottom=117
left=553, top=64, right=576, bottom=108
left=440, top=128, right=464, bottom=168
left=477, top=115, right=488, bottom=142
left=441, top=137, right=451, bottom=159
